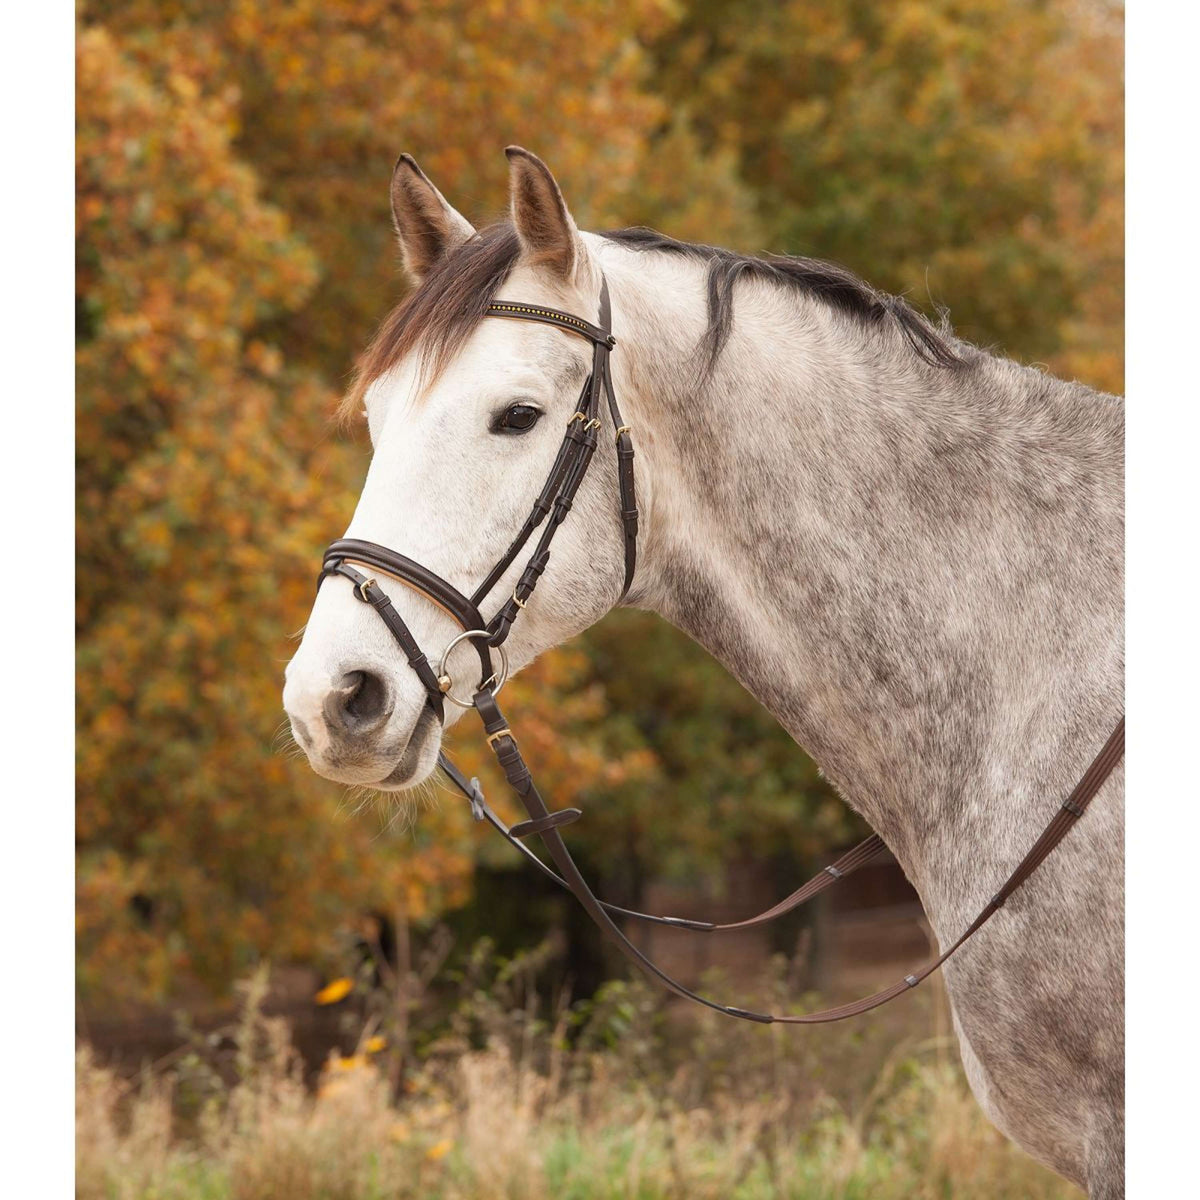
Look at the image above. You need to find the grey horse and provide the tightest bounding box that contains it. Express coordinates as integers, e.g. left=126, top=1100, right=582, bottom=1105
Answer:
left=284, top=148, right=1124, bottom=1196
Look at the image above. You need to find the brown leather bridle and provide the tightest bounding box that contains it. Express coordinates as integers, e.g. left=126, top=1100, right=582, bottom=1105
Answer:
left=317, top=277, right=1125, bottom=1024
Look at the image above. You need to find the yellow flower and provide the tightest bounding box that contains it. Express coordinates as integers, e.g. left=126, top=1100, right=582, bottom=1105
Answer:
left=314, top=977, right=353, bottom=1005
left=364, top=1035, right=387, bottom=1054
left=330, top=1054, right=366, bottom=1073
left=425, top=1138, right=453, bottom=1162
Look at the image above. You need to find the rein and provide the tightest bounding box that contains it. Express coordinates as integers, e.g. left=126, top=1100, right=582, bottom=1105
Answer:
left=317, top=277, right=1125, bottom=1024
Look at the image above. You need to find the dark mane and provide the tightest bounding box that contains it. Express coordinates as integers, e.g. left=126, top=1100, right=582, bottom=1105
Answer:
left=602, top=226, right=964, bottom=374
left=345, top=219, right=964, bottom=414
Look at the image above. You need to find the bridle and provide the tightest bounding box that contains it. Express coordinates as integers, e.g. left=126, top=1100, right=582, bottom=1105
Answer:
left=321, top=279, right=633, bottom=716
left=317, top=275, right=1125, bottom=1024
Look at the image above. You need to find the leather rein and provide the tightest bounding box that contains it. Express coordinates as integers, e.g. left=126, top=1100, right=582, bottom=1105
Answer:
left=317, top=276, right=1125, bottom=1024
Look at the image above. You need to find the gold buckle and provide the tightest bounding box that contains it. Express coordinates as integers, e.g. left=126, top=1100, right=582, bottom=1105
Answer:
left=486, top=728, right=516, bottom=750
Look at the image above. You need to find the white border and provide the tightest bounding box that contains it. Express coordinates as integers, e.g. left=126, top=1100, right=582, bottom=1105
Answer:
left=0, top=2, right=76, bottom=1195
left=1127, top=1, right=1198, bottom=1195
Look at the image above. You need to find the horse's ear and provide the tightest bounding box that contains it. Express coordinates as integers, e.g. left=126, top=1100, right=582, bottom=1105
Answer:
left=389, top=154, right=475, bottom=283
left=506, top=146, right=585, bottom=282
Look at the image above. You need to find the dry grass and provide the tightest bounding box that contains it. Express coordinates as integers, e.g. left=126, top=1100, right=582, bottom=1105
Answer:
left=77, top=962, right=1082, bottom=1200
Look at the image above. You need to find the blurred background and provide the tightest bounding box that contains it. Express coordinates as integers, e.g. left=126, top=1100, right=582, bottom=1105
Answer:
left=76, top=2, right=1121, bottom=1195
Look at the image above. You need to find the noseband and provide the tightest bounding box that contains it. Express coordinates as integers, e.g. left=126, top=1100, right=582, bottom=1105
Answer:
left=317, top=276, right=1125, bottom=1025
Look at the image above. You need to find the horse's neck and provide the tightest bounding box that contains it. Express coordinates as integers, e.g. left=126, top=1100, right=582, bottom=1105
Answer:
left=605, top=248, right=1124, bottom=920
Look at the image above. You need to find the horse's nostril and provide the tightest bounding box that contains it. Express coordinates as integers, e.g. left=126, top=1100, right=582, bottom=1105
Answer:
left=327, top=669, right=391, bottom=732
left=343, top=670, right=386, bottom=720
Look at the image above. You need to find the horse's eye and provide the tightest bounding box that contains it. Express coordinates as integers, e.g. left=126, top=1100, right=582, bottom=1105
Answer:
left=493, top=403, right=542, bottom=434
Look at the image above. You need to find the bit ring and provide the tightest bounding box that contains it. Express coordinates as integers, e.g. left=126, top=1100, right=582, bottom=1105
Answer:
left=436, top=630, right=509, bottom=708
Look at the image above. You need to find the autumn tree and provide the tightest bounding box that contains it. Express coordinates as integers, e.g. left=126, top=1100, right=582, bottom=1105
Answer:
left=75, top=2, right=753, bottom=1003
left=644, top=0, right=1123, bottom=392
left=76, top=23, right=457, bottom=1002
left=89, top=0, right=763, bottom=380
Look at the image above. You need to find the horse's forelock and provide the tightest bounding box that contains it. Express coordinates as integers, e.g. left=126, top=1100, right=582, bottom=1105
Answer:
left=342, top=222, right=524, bottom=419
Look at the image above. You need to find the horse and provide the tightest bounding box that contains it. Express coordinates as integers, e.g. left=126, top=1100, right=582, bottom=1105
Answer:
left=283, top=147, right=1124, bottom=1196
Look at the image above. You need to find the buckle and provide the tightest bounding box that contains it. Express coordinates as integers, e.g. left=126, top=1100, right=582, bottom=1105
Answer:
left=486, top=727, right=516, bottom=751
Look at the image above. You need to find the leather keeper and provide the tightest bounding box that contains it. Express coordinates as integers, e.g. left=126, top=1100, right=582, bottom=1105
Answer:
left=510, top=808, right=583, bottom=839
left=516, top=551, right=551, bottom=598
left=496, top=745, right=531, bottom=790
left=725, top=1007, right=774, bottom=1025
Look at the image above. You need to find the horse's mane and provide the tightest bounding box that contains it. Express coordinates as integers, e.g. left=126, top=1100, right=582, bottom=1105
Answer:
left=344, top=220, right=964, bottom=417
left=603, top=226, right=965, bottom=375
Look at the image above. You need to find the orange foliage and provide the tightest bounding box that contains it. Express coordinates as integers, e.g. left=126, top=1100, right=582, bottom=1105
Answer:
left=648, top=0, right=1124, bottom=392
left=76, top=3, right=689, bottom=1004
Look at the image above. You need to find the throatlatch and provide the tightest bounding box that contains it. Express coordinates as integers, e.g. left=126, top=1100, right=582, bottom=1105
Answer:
left=318, top=276, right=1125, bottom=1024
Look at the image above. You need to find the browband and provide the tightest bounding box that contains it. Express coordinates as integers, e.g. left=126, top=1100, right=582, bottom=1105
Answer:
left=484, top=300, right=616, bottom=347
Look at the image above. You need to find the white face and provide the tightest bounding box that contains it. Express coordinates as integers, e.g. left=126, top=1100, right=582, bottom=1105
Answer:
left=282, top=271, right=626, bottom=791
